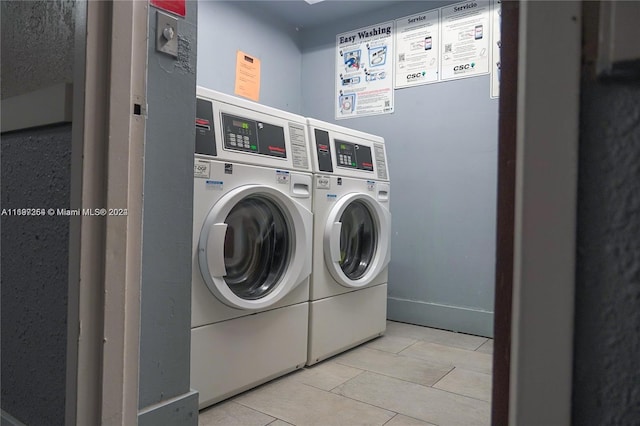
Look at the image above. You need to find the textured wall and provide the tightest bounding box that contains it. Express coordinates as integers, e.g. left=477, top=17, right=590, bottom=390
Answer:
left=572, top=81, right=640, bottom=424
left=198, top=1, right=303, bottom=113
left=1, top=124, right=72, bottom=426
left=301, top=0, right=497, bottom=337
left=137, top=2, right=199, bottom=425
left=0, top=1, right=75, bottom=99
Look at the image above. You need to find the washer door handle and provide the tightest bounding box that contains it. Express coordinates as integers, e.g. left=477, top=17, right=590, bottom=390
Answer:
left=208, top=223, right=228, bottom=277
left=330, top=221, right=342, bottom=262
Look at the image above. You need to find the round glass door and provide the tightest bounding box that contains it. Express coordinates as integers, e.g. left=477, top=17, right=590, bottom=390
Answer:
left=223, top=195, right=290, bottom=299
left=338, top=200, right=377, bottom=280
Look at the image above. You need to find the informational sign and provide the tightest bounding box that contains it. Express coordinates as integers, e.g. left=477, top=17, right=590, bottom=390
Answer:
left=440, top=0, right=491, bottom=81
left=335, top=21, right=394, bottom=120
left=490, top=0, right=501, bottom=98
left=394, top=10, right=440, bottom=88
left=234, top=51, right=261, bottom=102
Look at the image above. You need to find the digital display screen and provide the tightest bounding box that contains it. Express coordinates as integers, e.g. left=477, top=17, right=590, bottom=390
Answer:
left=334, top=139, right=373, bottom=172
left=233, top=120, right=250, bottom=130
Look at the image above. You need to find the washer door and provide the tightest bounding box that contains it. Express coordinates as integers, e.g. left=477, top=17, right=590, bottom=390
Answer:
left=199, top=185, right=312, bottom=310
left=324, top=193, right=391, bottom=288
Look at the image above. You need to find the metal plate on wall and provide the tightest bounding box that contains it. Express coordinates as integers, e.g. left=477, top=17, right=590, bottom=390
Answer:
left=156, top=11, right=178, bottom=58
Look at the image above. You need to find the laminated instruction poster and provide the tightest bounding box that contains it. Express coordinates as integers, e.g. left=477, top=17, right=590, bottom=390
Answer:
left=335, top=21, right=394, bottom=120
left=490, top=0, right=501, bottom=98
left=394, top=10, right=440, bottom=88
left=440, top=0, right=491, bottom=81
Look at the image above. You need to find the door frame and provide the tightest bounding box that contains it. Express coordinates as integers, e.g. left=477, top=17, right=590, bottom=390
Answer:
left=68, top=1, right=148, bottom=424
left=493, top=1, right=581, bottom=425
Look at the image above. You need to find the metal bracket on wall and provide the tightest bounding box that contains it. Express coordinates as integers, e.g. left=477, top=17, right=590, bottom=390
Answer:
left=156, top=11, right=178, bottom=58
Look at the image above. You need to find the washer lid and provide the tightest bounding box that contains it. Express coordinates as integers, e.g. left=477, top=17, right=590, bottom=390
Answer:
left=324, top=192, right=391, bottom=288
left=199, top=185, right=312, bottom=310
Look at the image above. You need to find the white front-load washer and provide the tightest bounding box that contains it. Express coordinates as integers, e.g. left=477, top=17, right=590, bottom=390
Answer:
left=192, top=87, right=313, bottom=409
left=306, top=118, right=391, bottom=365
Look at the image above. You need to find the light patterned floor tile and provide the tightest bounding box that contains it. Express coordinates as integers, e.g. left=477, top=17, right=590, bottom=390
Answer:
left=333, top=346, right=452, bottom=386
left=386, top=321, right=488, bottom=351
left=476, top=339, right=493, bottom=354
left=284, top=361, right=364, bottom=391
left=234, top=377, right=395, bottom=426
left=333, top=372, right=490, bottom=426
left=400, top=342, right=492, bottom=374
left=385, top=414, right=437, bottom=425
left=364, top=334, right=418, bottom=353
left=198, top=400, right=275, bottom=426
left=434, top=368, right=492, bottom=402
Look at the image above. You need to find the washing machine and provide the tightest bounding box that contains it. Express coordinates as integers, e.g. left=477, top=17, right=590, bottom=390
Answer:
left=306, top=118, right=391, bottom=365
left=191, top=87, right=313, bottom=409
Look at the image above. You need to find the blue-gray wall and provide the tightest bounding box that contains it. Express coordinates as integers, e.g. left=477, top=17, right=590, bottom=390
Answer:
left=197, top=1, right=302, bottom=113
left=572, top=80, right=640, bottom=425
left=300, top=1, right=498, bottom=337
left=138, top=2, right=199, bottom=425
left=1, top=124, right=72, bottom=426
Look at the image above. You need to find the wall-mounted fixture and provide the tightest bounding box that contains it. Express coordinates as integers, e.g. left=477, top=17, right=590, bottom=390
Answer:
left=156, top=11, right=178, bottom=58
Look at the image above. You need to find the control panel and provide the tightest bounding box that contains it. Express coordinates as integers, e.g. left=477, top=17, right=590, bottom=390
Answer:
left=194, top=88, right=312, bottom=172
left=222, top=113, right=287, bottom=158
left=308, top=118, right=389, bottom=181
left=334, top=139, right=373, bottom=172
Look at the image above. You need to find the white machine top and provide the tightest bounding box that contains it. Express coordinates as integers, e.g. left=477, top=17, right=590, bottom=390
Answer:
left=306, top=118, right=389, bottom=181
left=195, top=87, right=312, bottom=172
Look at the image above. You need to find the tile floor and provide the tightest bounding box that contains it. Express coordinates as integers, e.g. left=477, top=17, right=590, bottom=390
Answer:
left=198, top=321, right=493, bottom=426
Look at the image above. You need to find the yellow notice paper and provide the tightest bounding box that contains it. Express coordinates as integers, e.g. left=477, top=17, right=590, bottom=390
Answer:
left=234, top=51, right=261, bottom=101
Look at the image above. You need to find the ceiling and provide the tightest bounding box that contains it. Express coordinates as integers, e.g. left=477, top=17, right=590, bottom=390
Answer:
left=242, top=0, right=402, bottom=31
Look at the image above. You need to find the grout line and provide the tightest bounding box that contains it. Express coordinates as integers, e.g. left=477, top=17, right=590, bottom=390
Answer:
left=356, top=369, right=492, bottom=405
left=336, top=343, right=492, bottom=376
left=398, top=342, right=493, bottom=361
left=388, top=320, right=490, bottom=340
left=431, top=366, right=457, bottom=387
left=388, top=413, right=442, bottom=426
left=267, top=418, right=293, bottom=426
left=369, top=333, right=421, bottom=350
left=330, top=348, right=476, bottom=387
left=232, top=398, right=274, bottom=415
left=395, top=341, right=421, bottom=353
left=473, top=338, right=490, bottom=351
left=429, top=369, right=493, bottom=403
left=381, top=413, right=399, bottom=426
left=346, top=345, right=401, bottom=356
left=337, top=366, right=490, bottom=403
left=430, top=383, right=493, bottom=404
left=328, top=368, right=367, bottom=392
left=388, top=323, right=492, bottom=352
left=298, top=376, right=400, bottom=419
left=333, top=390, right=401, bottom=417
left=332, top=365, right=454, bottom=391
left=396, top=339, right=423, bottom=354
left=333, top=371, right=490, bottom=422
left=227, top=400, right=280, bottom=424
